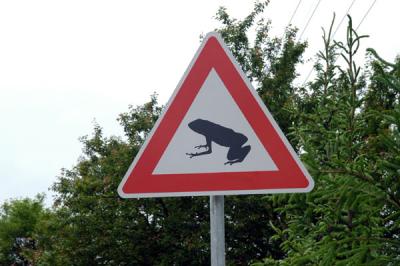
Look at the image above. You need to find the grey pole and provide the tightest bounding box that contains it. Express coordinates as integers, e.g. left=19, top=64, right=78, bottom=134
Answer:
left=210, top=195, right=225, bottom=266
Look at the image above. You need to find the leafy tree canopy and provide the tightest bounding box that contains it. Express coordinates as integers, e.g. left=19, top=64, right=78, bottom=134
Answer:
left=1, top=2, right=399, bottom=265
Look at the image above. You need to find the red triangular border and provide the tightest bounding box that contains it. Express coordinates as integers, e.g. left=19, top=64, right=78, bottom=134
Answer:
left=118, top=33, right=314, bottom=198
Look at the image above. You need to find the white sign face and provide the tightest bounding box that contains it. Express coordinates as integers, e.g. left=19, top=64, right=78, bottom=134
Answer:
left=153, top=69, right=278, bottom=175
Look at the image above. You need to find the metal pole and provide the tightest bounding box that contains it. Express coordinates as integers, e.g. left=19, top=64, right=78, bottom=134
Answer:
left=210, top=195, right=225, bottom=266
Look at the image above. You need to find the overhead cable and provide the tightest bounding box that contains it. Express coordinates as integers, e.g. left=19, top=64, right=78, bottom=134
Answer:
left=333, top=0, right=357, bottom=38
left=298, top=0, right=323, bottom=41
left=356, top=0, right=377, bottom=30
left=302, top=0, right=357, bottom=85
left=288, top=0, right=303, bottom=26
left=302, top=0, right=378, bottom=86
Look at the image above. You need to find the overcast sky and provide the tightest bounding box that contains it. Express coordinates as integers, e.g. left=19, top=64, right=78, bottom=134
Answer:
left=1, top=0, right=399, bottom=205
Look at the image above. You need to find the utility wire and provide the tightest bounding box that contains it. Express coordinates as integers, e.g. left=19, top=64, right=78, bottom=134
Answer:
left=356, top=0, right=377, bottom=30
left=280, top=0, right=302, bottom=47
left=288, top=0, right=303, bottom=26
left=298, top=0, right=323, bottom=41
left=302, top=0, right=377, bottom=86
left=333, top=0, right=357, bottom=37
left=273, top=0, right=303, bottom=74
left=301, top=59, right=317, bottom=86
left=302, top=0, right=357, bottom=86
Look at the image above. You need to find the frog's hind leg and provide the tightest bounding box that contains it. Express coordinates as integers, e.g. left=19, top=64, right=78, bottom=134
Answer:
left=224, top=145, right=251, bottom=165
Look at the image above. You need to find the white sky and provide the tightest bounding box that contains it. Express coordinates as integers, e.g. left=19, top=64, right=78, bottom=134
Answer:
left=1, top=0, right=399, bottom=205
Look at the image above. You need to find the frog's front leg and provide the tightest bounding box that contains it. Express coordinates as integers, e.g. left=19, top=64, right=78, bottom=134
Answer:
left=194, top=144, right=208, bottom=149
left=186, top=137, right=212, bottom=158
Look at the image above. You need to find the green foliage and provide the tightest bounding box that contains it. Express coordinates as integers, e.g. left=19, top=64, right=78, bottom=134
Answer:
left=2, top=3, right=399, bottom=265
left=257, top=15, right=400, bottom=265
left=33, top=2, right=307, bottom=265
left=0, top=194, right=51, bottom=265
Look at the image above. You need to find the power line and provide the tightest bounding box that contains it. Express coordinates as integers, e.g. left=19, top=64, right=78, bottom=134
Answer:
left=356, top=0, right=377, bottom=30
left=301, top=0, right=378, bottom=86
left=298, top=0, right=323, bottom=41
left=281, top=0, right=302, bottom=46
left=333, top=0, right=357, bottom=37
left=270, top=1, right=304, bottom=75
left=288, top=0, right=303, bottom=26
left=302, top=0, right=357, bottom=86
left=301, top=62, right=316, bottom=86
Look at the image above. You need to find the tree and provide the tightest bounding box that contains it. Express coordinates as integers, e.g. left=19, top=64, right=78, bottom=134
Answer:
left=0, top=194, right=51, bottom=265
left=257, top=15, right=400, bottom=265
left=45, top=2, right=308, bottom=265
left=3, top=3, right=399, bottom=266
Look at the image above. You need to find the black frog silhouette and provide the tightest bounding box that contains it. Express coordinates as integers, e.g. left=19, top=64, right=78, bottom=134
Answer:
left=185, top=119, right=251, bottom=165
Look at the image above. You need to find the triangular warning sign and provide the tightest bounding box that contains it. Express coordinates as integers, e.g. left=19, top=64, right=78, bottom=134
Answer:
left=118, top=32, right=314, bottom=198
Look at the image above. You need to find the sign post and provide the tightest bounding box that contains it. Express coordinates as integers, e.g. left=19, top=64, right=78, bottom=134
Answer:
left=210, top=195, right=225, bottom=266
left=118, top=32, right=314, bottom=265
